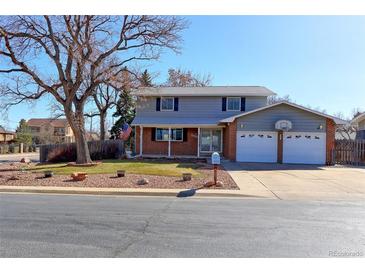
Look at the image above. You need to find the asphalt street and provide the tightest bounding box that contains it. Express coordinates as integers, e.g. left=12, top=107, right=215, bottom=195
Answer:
left=0, top=193, right=364, bottom=257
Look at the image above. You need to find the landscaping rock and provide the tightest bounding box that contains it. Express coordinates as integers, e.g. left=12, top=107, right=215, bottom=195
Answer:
left=44, top=170, right=54, bottom=178
left=20, top=157, right=31, bottom=163
left=182, top=173, right=192, bottom=181
left=137, top=178, right=149, bottom=185
left=204, top=181, right=215, bottom=188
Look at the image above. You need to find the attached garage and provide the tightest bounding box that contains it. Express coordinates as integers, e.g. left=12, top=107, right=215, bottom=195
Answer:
left=283, top=132, right=326, bottom=164
left=236, top=131, right=277, bottom=163
left=221, top=102, right=343, bottom=165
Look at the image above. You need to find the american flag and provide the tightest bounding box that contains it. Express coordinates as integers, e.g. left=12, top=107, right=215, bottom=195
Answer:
left=119, top=123, right=132, bottom=141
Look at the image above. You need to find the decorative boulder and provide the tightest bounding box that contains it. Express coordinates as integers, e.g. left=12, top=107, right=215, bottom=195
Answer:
left=137, top=178, right=149, bottom=185
left=44, top=170, right=54, bottom=178
left=182, top=173, right=192, bottom=181
left=204, top=181, right=215, bottom=188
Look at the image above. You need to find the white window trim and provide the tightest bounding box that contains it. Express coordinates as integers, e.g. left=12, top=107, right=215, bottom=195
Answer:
left=226, top=97, right=241, bottom=111
left=155, top=128, right=183, bottom=142
left=160, top=97, right=174, bottom=111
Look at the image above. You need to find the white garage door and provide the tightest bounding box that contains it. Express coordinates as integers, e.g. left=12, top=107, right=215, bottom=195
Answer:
left=283, top=132, right=326, bottom=164
left=236, top=131, right=278, bottom=163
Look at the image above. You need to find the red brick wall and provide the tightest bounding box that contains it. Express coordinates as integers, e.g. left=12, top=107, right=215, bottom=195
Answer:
left=135, top=127, right=198, bottom=156
left=326, top=118, right=336, bottom=165
left=222, top=121, right=237, bottom=161
left=171, top=128, right=198, bottom=156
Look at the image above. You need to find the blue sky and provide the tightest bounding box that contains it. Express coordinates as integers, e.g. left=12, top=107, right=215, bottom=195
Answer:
left=1, top=16, right=364, bottom=130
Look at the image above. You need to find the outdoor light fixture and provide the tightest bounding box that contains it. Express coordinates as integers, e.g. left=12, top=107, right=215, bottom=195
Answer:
left=240, top=123, right=245, bottom=129
left=318, top=124, right=323, bottom=130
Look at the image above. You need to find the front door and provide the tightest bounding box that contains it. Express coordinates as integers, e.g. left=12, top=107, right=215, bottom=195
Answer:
left=200, top=129, right=222, bottom=152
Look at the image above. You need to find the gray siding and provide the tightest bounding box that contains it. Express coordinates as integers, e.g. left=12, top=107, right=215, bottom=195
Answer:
left=359, top=120, right=365, bottom=130
left=135, top=96, right=267, bottom=121
left=236, top=104, right=327, bottom=132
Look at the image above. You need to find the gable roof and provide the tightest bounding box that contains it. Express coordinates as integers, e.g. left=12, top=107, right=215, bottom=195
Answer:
left=132, top=86, right=276, bottom=97
left=0, top=126, right=15, bottom=134
left=220, top=101, right=348, bottom=125
left=27, top=118, right=69, bottom=128
left=351, top=112, right=365, bottom=124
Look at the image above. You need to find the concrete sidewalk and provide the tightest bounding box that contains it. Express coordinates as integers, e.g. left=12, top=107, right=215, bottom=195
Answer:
left=0, top=185, right=273, bottom=199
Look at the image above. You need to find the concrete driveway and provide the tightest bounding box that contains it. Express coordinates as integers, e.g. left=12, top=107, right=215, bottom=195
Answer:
left=223, top=162, right=365, bottom=201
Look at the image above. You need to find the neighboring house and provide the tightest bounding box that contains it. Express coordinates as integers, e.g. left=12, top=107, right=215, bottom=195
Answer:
left=131, top=86, right=346, bottom=165
left=27, top=118, right=75, bottom=144
left=351, top=112, right=365, bottom=140
left=86, top=131, right=100, bottom=141
left=0, top=126, right=16, bottom=144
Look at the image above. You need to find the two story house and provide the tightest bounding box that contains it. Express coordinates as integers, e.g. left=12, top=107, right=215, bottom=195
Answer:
left=27, top=118, right=75, bottom=144
left=351, top=112, right=365, bottom=140
left=132, top=86, right=345, bottom=165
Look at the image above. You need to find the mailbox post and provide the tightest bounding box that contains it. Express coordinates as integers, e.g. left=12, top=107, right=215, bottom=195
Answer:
left=211, top=152, right=221, bottom=185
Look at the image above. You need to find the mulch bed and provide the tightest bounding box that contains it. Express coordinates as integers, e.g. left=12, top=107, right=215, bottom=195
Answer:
left=0, top=162, right=238, bottom=190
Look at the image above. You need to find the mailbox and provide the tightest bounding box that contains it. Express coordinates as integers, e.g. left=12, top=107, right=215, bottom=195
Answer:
left=211, top=152, right=221, bottom=165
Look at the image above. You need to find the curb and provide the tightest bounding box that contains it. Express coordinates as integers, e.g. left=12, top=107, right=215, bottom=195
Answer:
left=0, top=187, right=269, bottom=199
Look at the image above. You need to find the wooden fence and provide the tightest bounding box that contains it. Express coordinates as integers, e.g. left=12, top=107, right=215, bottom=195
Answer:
left=40, top=139, right=124, bottom=163
left=334, top=139, right=365, bottom=165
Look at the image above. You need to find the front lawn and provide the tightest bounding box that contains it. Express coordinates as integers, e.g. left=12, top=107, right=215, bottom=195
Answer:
left=27, top=159, right=204, bottom=177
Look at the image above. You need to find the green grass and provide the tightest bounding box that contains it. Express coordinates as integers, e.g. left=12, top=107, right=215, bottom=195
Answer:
left=27, top=159, right=204, bottom=177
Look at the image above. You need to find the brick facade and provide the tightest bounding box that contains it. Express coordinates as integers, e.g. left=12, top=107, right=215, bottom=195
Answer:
left=223, top=121, right=236, bottom=161
left=135, top=127, right=198, bottom=156
left=326, top=118, right=336, bottom=165
left=171, top=128, right=198, bottom=156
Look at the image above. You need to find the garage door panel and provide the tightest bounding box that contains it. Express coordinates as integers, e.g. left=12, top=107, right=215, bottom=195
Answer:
left=283, top=132, right=326, bottom=164
left=236, top=131, right=277, bottom=163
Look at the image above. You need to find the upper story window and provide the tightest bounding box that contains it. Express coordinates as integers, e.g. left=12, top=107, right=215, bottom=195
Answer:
left=227, top=97, right=240, bottom=111
left=161, top=97, right=174, bottom=111
left=30, top=126, right=40, bottom=133
left=54, top=127, right=65, bottom=135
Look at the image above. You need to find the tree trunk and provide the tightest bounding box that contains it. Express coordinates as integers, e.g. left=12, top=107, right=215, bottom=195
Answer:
left=65, top=105, right=92, bottom=164
left=99, top=110, right=107, bottom=141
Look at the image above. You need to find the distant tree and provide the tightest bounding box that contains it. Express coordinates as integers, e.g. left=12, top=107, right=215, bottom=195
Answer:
left=267, top=94, right=293, bottom=105
left=110, top=90, right=135, bottom=139
left=110, top=71, right=136, bottom=140
left=15, top=119, right=32, bottom=145
left=165, top=68, right=212, bottom=87
left=140, top=69, right=153, bottom=87
left=90, top=83, right=119, bottom=141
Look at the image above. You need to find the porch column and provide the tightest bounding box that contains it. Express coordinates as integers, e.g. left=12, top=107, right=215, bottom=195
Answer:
left=168, top=127, right=171, bottom=157
left=197, top=127, right=200, bottom=157
left=139, top=126, right=143, bottom=156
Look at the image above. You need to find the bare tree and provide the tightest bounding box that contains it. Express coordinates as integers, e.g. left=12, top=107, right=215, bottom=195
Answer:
left=165, top=68, right=212, bottom=87
left=0, top=16, right=187, bottom=163
left=91, top=84, right=119, bottom=140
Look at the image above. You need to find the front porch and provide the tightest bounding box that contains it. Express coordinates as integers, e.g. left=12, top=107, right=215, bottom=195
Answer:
left=134, top=126, right=226, bottom=159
